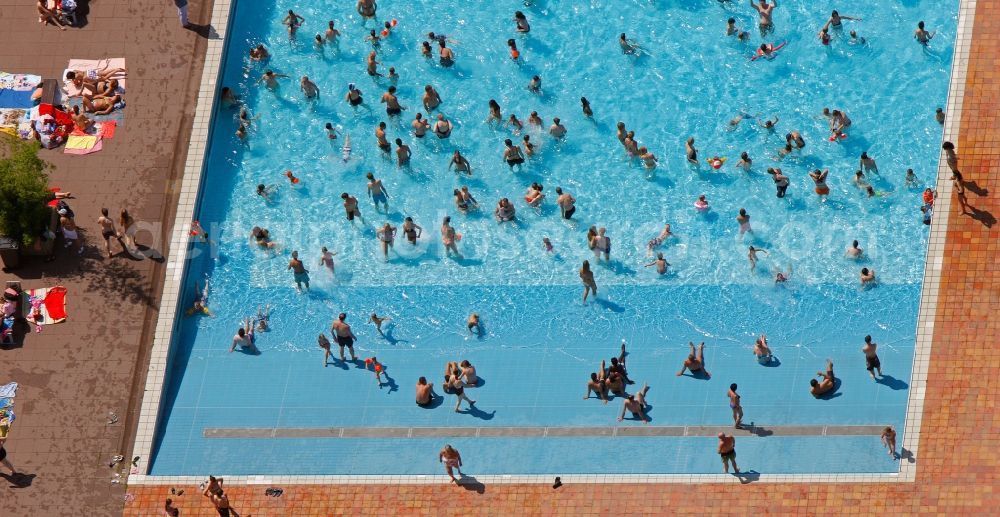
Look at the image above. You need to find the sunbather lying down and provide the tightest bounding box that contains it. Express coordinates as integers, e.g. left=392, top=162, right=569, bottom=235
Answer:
left=65, top=67, right=127, bottom=92
left=83, top=95, right=125, bottom=115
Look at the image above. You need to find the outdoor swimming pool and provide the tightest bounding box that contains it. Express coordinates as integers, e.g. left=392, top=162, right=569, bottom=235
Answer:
left=149, top=0, right=956, bottom=476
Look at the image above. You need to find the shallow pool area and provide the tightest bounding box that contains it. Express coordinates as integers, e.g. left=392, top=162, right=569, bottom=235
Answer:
left=149, top=0, right=956, bottom=476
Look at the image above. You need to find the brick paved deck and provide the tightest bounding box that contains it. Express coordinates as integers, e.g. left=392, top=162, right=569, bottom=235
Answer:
left=0, top=0, right=214, bottom=515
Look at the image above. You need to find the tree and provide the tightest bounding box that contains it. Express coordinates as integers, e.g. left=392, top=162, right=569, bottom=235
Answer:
left=0, top=136, right=53, bottom=246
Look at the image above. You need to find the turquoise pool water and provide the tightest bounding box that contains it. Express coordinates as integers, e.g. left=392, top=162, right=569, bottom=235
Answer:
left=150, top=0, right=955, bottom=475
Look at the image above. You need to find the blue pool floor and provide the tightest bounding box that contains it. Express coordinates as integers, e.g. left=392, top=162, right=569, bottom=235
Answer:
left=151, top=284, right=914, bottom=475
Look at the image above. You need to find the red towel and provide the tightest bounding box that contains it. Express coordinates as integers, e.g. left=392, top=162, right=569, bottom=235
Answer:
left=43, top=286, right=67, bottom=323
left=38, top=104, right=75, bottom=132
left=99, top=120, right=117, bottom=139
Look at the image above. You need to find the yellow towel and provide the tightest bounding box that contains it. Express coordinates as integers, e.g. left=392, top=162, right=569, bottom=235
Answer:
left=65, top=134, right=97, bottom=150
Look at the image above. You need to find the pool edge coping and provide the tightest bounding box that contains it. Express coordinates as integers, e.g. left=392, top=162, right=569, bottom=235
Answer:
left=128, top=0, right=973, bottom=485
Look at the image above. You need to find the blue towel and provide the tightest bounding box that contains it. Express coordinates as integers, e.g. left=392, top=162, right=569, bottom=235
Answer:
left=0, top=89, right=33, bottom=109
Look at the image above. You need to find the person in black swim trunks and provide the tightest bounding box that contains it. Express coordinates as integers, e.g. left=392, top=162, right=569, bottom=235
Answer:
left=331, top=313, right=358, bottom=361
left=381, top=86, right=404, bottom=116
left=862, top=335, right=882, bottom=380
left=503, top=138, right=525, bottom=169
left=717, top=433, right=739, bottom=473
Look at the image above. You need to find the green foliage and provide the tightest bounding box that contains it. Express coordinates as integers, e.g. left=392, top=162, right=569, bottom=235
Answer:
left=0, top=136, right=52, bottom=246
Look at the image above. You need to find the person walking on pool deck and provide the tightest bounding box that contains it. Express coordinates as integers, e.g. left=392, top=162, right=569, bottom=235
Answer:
left=287, top=250, right=310, bottom=292
left=203, top=485, right=238, bottom=517
left=881, top=426, right=898, bottom=458
left=439, top=445, right=464, bottom=482
left=97, top=208, right=118, bottom=258
left=718, top=433, right=739, bottom=473
left=677, top=342, right=711, bottom=378
left=863, top=335, right=883, bottom=380
left=728, top=383, right=743, bottom=428
left=331, top=313, right=358, bottom=361
left=810, top=359, right=836, bottom=396
left=317, top=333, right=334, bottom=367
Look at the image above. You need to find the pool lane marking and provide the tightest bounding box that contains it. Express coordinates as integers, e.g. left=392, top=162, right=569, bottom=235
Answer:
left=204, top=424, right=888, bottom=439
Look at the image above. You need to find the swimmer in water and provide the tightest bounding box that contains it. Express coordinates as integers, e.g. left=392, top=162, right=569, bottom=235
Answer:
left=412, top=112, right=430, bottom=137
left=356, top=0, right=376, bottom=19
left=256, top=183, right=274, bottom=202
left=786, top=131, right=805, bottom=149
left=818, top=27, right=831, bottom=45
left=528, top=75, right=542, bottom=93
left=748, top=245, right=768, bottom=271
left=854, top=170, right=869, bottom=189
left=300, top=76, right=319, bottom=99
left=433, top=114, right=453, bottom=139
left=325, top=21, right=340, bottom=42
left=736, top=151, right=752, bottom=170
left=760, top=115, right=779, bottom=131
left=438, top=40, right=455, bottom=66
left=646, top=224, right=672, bottom=256
left=257, top=70, right=289, bottom=89
left=314, top=34, right=325, bottom=49
left=824, top=10, right=861, bottom=31
left=774, top=265, right=791, bottom=283
left=525, top=183, right=544, bottom=208
left=441, top=216, right=461, bottom=256
left=250, top=44, right=269, bottom=61
left=623, top=132, right=639, bottom=156
left=370, top=313, right=390, bottom=336
left=859, top=152, right=879, bottom=174
left=282, top=10, right=304, bottom=38
left=375, top=122, right=390, bottom=152
left=488, top=99, right=502, bottom=122
left=376, top=223, right=397, bottom=258
left=345, top=83, right=364, bottom=106
left=846, top=240, right=863, bottom=258
left=543, top=237, right=554, bottom=253
left=387, top=67, right=399, bottom=84
left=580, top=260, right=598, bottom=304
left=402, top=217, right=423, bottom=245
left=423, top=85, right=442, bottom=111
left=366, top=51, right=382, bottom=76
left=556, top=187, right=576, bottom=219
left=449, top=150, right=472, bottom=175
left=319, top=246, right=337, bottom=272
left=367, top=172, right=390, bottom=212
left=905, top=168, right=918, bottom=187
left=639, top=147, right=658, bottom=169
left=549, top=117, right=567, bottom=138
left=325, top=122, right=338, bottom=140
left=508, top=114, right=524, bottom=134
left=750, top=0, right=776, bottom=33
left=503, top=139, right=526, bottom=170
left=736, top=208, right=752, bottom=235
left=914, top=21, right=935, bottom=45
left=935, top=108, right=945, bottom=125
left=528, top=111, right=543, bottom=126
left=645, top=252, right=670, bottom=275
left=381, top=86, right=404, bottom=116
left=728, top=112, right=757, bottom=127
left=467, top=313, right=481, bottom=335
left=860, top=268, right=876, bottom=285
left=514, top=11, right=530, bottom=32
left=809, top=169, right=830, bottom=198
left=395, top=139, right=411, bottom=167
left=619, top=33, right=639, bottom=54
left=849, top=30, right=867, bottom=45
left=581, top=97, right=593, bottom=117
left=686, top=137, right=699, bottom=165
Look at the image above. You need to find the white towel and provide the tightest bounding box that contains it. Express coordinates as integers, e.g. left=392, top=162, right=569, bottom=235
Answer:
left=0, top=382, right=17, bottom=399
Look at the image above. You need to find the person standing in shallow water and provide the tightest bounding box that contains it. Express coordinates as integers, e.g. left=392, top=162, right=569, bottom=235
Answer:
left=580, top=260, right=597, bottom=304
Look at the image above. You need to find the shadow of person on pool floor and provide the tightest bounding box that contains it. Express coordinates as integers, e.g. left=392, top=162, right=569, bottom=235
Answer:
left=458, top=404, right=496, bottom=421
left=760, top=356, right=781, bottom=368
left=815, top=378, right=843, bottom=400
left=591, top=297, right=625, bottom=313
left=381, top=324, right=410, bottom=346
left=0, top=471, right=35, bottom=489
left=378, top=372, right=398, bottom=393
left=875, top=374, right=908, bottom=391
left=899, top=448, right=916, bottom=464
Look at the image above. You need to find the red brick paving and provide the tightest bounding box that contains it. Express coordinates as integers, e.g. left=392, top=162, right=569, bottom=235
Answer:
left=24, top=0, right=1000, bottom=515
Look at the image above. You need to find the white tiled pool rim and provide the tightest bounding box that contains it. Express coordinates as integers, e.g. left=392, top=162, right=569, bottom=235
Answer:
left=128, top=0, right=975, bottom=486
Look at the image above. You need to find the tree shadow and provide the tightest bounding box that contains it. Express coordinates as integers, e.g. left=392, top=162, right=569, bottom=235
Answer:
left=875, top=374, right=908, bottom=391
left=457, top=475, right=486, bottom=494
left=0, top=471, right=35, bottom=488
